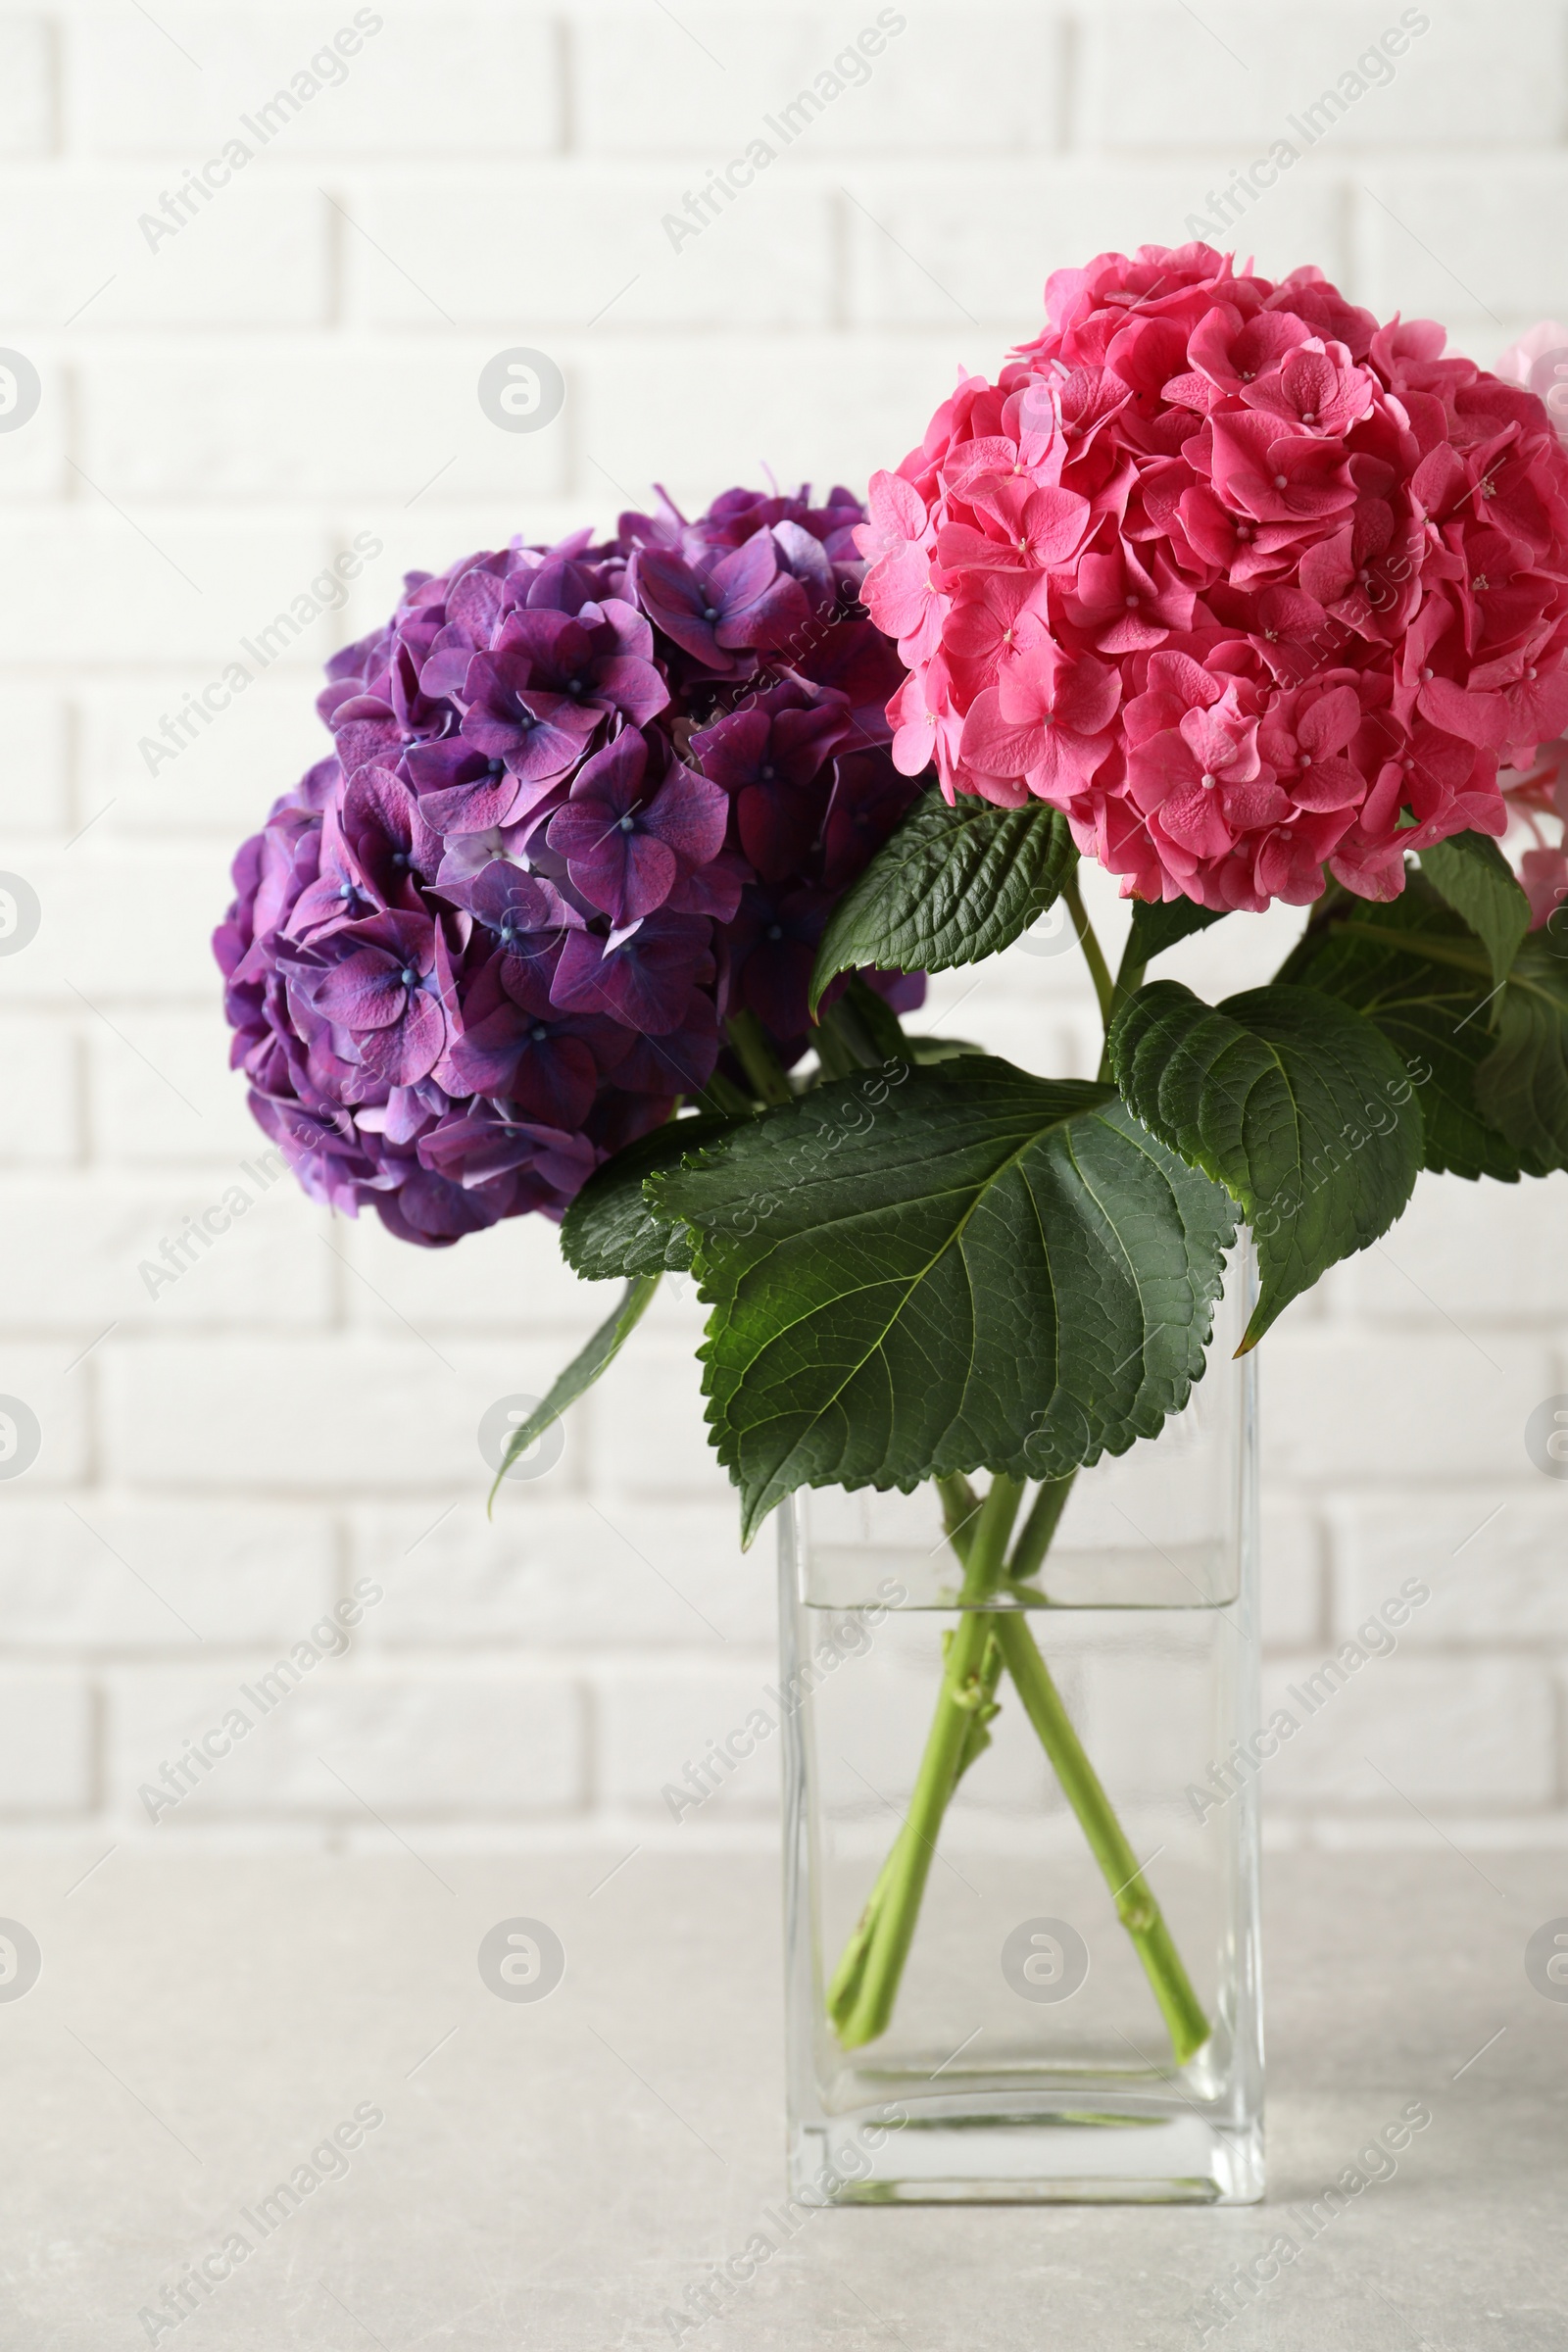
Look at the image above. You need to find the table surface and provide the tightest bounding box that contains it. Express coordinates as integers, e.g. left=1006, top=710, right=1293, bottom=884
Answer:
left=2, top=1844, right=1564, bottom=2350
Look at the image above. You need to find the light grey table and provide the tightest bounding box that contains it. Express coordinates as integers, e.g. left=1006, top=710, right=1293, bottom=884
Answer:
left=2, top=1846, right=1563, bottom=2349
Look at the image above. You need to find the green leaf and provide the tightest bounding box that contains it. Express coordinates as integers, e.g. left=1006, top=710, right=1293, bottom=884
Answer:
left=1475, top=934, right=1568, bottom=1171
left=487, top=1276, right=661, bottom=1511
left=649, top=1054, right=1238, bottom=1545
left=906, top=1033, right=986, bottom=1063
left=561, top=1112, right=747, bottom=1280
left=808, top=788, right=1075, bottom=1010
left=1123, top=899, right=1229, bottom=968
left=1109, top=981, right=1423, bottom=1351
left=1280, top=880, right=1539, bottom=1182
left=1419, top=830, right=1532, bottom=989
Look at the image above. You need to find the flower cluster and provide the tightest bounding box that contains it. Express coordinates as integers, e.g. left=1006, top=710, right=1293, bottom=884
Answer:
left=1494, top=322, right=1568, bottom=932
left=215, top=487, right=920, bottom=1246
left=858, top=241, right=1568, bottom=910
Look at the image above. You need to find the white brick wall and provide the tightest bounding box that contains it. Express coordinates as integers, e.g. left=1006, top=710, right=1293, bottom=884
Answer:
left=0, top=0, right=1563, bottom=1855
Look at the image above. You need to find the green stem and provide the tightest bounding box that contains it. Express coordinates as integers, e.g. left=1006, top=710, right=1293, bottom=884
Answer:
left=946, top=1479, right=1208, bottom=2058
left=827, top=1467, right=1211, bottom=2067
left=1063, top=870, right=1115, bottom=1033
left=810, top=1016, right=863, bottom=1081
left=950, top=1477, right=1210, bottom=2062
left=1109, top=925, right=1147, bottom=1036
left=694, top=1069, right=754, bottom=1117
left=724, top=1010, right=794, bottom=1106
left=990, top=1615, right=1210, bottom=2064
left=814, top=976, right=912, bottom=1078
left=1004, top=1472, right=1076, bottom=1587
left=937, top=1468, right=983, bottom=1556
left=1326, top=924, right=1491, bottom=976
left=936, top=1472, right=1008, bottom=1785
left=826, top=1476, right=1024, bottom=2049
left=823, top=1482, right=984, bottom=2032
left=841, top=974, right=911, bottom=1063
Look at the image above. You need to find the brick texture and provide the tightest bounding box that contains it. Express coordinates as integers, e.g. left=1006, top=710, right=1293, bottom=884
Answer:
left=0, top=0, right=1563, bottom=1853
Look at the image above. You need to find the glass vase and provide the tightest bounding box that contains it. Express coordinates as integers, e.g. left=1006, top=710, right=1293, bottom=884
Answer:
left=777, top=1240, right=1262, bottom=2205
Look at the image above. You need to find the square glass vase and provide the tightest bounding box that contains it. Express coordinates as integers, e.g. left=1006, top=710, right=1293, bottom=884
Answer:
left=777, top=1243, right=1263, bottom=2206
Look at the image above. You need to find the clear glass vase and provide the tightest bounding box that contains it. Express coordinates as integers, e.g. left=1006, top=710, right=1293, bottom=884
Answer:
left=777, top=1241, right=1262, bottom=2205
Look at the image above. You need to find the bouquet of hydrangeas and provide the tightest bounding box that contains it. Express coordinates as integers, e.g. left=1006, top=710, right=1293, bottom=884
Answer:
left=220, top=244, right=1568, bottom=2066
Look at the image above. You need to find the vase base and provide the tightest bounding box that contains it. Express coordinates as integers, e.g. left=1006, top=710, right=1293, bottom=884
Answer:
left=789, top=2113, right=1264, bottom=2208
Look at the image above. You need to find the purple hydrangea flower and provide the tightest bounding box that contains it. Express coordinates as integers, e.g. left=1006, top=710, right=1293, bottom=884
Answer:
left=546, top=732, right=728, bottom=925
left=630, top=531, right=812, bottom=669
left=215, top=483, right=926, bottom=1247
left=689, top=688, right=857, bottom=880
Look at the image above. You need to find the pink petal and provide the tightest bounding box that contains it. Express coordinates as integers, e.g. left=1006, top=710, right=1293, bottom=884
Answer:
left=1417, top=676, right=1509, bottom=748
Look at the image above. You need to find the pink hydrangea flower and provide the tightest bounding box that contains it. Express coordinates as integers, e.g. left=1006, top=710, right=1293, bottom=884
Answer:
left=859, top=245, right=1568, bottom=910
left=1496, top=322, right=1568, bottom=447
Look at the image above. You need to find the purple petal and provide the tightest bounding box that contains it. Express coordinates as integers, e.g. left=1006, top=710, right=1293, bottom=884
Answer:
left=505, top=706, right=601, bottom=783
left=313, top=949, right=405, bottom=1032
left=640, top=767, right=729, bottom=867
left=417, top=775, right=520, bottom=835
left=595, top=597, right=656, bottom=661
left=550, top=915, right=708, bottom=1034
left=564, top=729, right=647, bottom=819
left=446, top=564, right=513, bottom=640
left=737, top=780, right=826, bottom=879
left=795, top=617, right=906, bottom=729
left=493, top=608, right=575, bottom=672
left=718, top=567, right=812, bottom=651
left=358, top=990, right=446, bottom=1084
left=688, top=707, right=770, bottom=790
left=545, top=802, right=619, bottom=864
left=612, top=994, right=718, bottom=1094
left=332, top=710, right=403, bottom=780
left=511, top=1032, right=601, bottom=1127
left=438, top=1000, right=528, bottom=1096
left=593, top=655, right=670, bottom=725
left=772, top=518, right=835, bottom=606
left=630, top=549, right=730, bottom=667
left=557, top=824, right=676, bottom=925
left=663, top=849, right=747, bottom=922
left=379, top=1166, right=513, bottom=1243
left=419, top=640, right=480, bottom=702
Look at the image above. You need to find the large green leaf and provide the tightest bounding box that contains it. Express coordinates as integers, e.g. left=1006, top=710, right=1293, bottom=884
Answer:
left=808, top=788, right=1075, bottom=1010
left=1475, top=935, right=1568, bottom=1170
left=1419, top=831, right=1532, bottom=989
left=1122, top=898, right=1229, bottom=969
left=561, top=1112, right=746, bottom=1280
left=1280, top=881, right=1539, bottom=1182
left=1109, top=981, right=1423, bottom=1350
left=487, top=1276, right=660, bottom=1509
left=650, top=1054, right=1238, bottom=1544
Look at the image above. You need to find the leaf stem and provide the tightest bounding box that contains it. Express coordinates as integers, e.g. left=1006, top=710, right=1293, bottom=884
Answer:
left=989, top=1614, right=1211, bottom=2064
left=813, top=983, right=895, bottom=1075
left=1109, top=935, right=1148, bottom=1026
left=810, top=1016, right=864, bottom=1081
left=1326, top=924, right=1492, bottom=975
left=1064, top=870, right=1116, bottom=1031
left=695, top=1069, right=755, bottom=1117
left=825, top=1467, right=1211, bottom=2068
left=1004, top=1472, right=1076, bottom=1585
left=826, top=1475, right=1024, bottom=2049
left=724, top=1010, right=795, bottom=1106
left=955, top=1475, right=1210, bottom=2060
